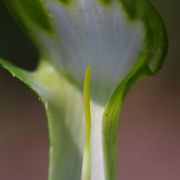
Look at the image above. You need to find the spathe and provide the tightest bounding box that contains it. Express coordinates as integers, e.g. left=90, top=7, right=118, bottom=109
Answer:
left=1, top=0, right=167, bottom=180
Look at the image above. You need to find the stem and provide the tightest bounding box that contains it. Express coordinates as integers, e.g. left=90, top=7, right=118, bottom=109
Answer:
left=81, top=65, right=92, bottom=180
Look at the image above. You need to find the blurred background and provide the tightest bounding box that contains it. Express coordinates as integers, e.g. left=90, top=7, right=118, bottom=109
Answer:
left=0, top=0, right=179, bottom=180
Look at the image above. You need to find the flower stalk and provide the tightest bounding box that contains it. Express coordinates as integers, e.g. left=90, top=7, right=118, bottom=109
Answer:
left=82, top=65, right=92, bottom=180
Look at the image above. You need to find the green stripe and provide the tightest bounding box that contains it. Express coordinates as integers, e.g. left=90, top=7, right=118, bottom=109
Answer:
left=81, top=65, right=92, bottom=180
left=102, top=1, right=168, bottom=180
left=5, top=0, right=53, bottom=33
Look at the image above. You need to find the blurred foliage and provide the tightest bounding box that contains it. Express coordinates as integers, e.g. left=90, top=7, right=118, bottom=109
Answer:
left=0, top=1, right=38, bottom=70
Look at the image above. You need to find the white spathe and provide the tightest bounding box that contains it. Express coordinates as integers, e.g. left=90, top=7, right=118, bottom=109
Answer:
left=36, top=0, right=145, bottom=103
left=39, top=0, right=144, bottom=179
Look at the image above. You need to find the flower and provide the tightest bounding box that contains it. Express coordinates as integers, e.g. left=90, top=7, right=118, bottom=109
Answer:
left=0, top=0, right=167, bottom=180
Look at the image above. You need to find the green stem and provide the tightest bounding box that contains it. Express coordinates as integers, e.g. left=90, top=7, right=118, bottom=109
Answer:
left=81, top=65, right=92, bottom=180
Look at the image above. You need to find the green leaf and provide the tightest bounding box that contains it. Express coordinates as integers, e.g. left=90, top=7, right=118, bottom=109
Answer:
left=1, top=0, right=168, bottom=180
left=5, top=0, right=53, bottom=33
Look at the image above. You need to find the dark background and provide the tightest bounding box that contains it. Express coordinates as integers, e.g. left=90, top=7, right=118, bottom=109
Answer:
left=0, top=0, right=179, bottom=180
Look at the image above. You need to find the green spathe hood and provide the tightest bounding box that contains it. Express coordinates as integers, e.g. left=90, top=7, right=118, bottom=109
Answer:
left=0, top=0, right=167, bottom=180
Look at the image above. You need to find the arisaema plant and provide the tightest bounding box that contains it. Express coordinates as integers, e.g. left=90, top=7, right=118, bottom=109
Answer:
left=0, top=0, right=167, bottom=180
